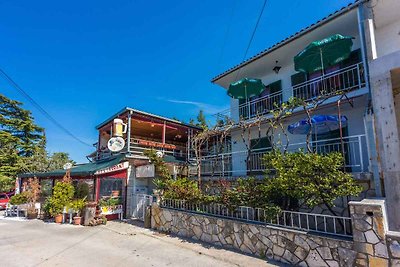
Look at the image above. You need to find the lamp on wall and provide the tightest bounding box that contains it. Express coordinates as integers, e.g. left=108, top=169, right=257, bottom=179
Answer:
left=273, top=60, right=281, bottom=74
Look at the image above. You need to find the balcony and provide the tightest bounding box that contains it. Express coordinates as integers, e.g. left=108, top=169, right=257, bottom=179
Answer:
left=190, top=134, right=369, bottom=178
left=293, top=63, right=365, bottom=101
left=93, top=138, right=187, bottom=161
left=215, top=63, right=365, bottom=124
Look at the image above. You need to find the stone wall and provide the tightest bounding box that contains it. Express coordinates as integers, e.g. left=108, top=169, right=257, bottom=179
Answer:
left=151, top=198, right=400, bottom=266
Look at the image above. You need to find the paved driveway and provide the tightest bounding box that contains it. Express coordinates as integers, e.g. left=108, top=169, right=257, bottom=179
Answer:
left=0, top=215, right=287, bottom=267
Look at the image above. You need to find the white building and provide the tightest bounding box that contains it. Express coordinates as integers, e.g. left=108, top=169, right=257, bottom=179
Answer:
left=192, top=0, right=400, bottom=224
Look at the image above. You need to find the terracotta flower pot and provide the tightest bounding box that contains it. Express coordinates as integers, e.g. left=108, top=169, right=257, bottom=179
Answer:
left=111, top=190, right=120, bottom=197
left=73, top=216, right=82, bottom=225
left=55, top=214, right=63, bottom=224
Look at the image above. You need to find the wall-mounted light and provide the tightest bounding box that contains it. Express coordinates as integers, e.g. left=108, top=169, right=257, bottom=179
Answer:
left=273, top=60, right=281, bottom=74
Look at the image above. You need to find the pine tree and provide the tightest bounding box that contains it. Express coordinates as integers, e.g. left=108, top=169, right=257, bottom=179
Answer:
left=196, top=110, right=208, bottom=129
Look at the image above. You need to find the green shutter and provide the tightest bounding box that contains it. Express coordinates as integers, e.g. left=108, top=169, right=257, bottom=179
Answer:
left=341, top=48, right=361, bottom=67
left=268, top=80, right=282, bottom=94
left=250, top=136, right=271, bottom=149
left=291, top=72, right=307, bottom=86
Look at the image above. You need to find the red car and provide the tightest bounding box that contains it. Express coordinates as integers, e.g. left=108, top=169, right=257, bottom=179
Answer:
left=0, top=192, right=14, bottom=209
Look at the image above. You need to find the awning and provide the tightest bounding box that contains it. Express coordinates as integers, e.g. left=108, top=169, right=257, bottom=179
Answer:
left=19, top=155, right=127, bottom=178
left=294, top=34, right=354, bottom=73
left=228, top=78, right=265, bottom=99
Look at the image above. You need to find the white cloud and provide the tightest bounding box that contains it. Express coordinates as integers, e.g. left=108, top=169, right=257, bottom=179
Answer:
left=165, top=99, right=229, bottom=115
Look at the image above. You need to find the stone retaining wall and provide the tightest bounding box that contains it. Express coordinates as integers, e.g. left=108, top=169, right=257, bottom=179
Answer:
left=151, top=199, right=400, bottom=266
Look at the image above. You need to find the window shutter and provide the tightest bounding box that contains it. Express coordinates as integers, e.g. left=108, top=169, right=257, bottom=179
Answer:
left=291, top=72, right=307, bottom=86
left=268, top=80, right=282, bottom=94
left=341, top=48, right=361, bottom=67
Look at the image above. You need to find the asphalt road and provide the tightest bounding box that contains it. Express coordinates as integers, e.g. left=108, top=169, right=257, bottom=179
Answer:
left=0, top=215, right=287, bottom=267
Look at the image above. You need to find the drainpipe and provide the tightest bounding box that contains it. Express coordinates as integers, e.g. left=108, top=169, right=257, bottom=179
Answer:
left=358, top=4, right=383, bottom=196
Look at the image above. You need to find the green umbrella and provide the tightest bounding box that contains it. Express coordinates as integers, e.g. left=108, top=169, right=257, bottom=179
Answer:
left=228, top=78, right=265, bottom=99
left=294, top=34, right=354, bottom=73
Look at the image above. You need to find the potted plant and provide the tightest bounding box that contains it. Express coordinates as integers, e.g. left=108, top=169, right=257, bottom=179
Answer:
left=26, top=178, right=41, bottom=219
left=47, top=181, right=74, bottom=223
left=69, top=198, right=87, bottom=225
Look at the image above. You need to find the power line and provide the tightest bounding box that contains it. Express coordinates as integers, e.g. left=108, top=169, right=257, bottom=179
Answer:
left=0, top=67, right=93, bottom=147
left=235, top=0, right=268, bottom=80
left=216, top=0, right=237, bottom=71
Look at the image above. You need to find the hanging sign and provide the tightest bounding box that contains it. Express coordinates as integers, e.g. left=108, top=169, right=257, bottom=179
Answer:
left=107, top=137, right=125, bottom=152
left=95, top=162, right=129, bottom=175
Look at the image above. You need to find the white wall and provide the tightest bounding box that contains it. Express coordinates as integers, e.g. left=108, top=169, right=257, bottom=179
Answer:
left=375, top=21, right=400, bottom=58
left=230, top=95, right=369, bottom=174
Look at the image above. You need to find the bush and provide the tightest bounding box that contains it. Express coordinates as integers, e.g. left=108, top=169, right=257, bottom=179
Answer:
left=99, top=198, right=121, bottom=207
left=47, top=181, right=75, bottom=217
left=68, top=198, right=87, bottom=216
left=74, top=182, right=90, bottom=199
left=9, top=192, right=29, bottom=205
left=263, top=151, right=363, bottom=213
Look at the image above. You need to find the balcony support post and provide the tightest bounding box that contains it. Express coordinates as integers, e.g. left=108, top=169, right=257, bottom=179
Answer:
left=162, top=121, right=166, bottom=145
left=127, top=111, right=132, bottom=154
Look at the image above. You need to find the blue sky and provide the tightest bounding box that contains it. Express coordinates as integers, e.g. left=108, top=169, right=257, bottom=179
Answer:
left=0, top=0, right=354, bottom=163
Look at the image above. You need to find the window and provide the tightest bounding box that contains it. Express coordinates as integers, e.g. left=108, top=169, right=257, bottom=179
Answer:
left=73, top=179, right=95, bottom=201
left=40, top=179, right=53, bottom=198
left=250, top=136, right=271, bottom=150
left=99, top=178, right=123, bottom=198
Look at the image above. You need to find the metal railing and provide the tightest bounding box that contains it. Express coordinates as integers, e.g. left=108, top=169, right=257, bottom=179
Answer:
left=215, top=91, right=283, bottom=123
left=93, top=138, right=188, bottom=161
left=293, top=63, right=365, bottom=101
left=190, top=134, right=368, bottom=177
left=215, top=63, right=365, bottom=123
left=161, top=199, right=352, bottom=237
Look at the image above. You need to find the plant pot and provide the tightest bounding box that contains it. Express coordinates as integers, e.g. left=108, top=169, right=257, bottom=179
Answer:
left=111, top=190, right=120, bottom=197
left=73, top=216, right=82, bottom=225
left=55, top=214, right=63, bottom=224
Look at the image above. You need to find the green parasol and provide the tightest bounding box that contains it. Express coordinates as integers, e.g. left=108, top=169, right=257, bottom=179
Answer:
left=228, top=78, right=265, bottom=99
left=294, top=34, right=354, bottom=73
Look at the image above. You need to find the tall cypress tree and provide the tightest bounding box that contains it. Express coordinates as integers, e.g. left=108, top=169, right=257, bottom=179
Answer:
left=0, top=94, right=45, bottom=191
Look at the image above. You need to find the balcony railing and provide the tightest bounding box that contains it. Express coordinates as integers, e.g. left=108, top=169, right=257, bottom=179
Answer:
left=293, top=62, right=365, bottom=101
left=94, top=138, right=187, bottom=161
left=215, top=91, right=283, bottom=123
left=215, top=63, right=365, bottom=124
left=190, top=134, right=368, bottom=177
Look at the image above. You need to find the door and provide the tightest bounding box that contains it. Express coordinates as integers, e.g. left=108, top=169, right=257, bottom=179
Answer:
left=130, top=194, right=154, bottom=221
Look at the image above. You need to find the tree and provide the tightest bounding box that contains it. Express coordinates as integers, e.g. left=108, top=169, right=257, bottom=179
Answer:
left=263, top=151, right=362, bottom=215
left=0, top=94, right=74, bottom=192
left=0, top=94, right=45, bottom=191
left=47, top=152, right=75, bottom=170
left=196, top=110, right=208, bottom=129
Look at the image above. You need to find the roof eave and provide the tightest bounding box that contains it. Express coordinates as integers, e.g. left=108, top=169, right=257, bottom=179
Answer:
left=95, top=107, right=202, bottom=131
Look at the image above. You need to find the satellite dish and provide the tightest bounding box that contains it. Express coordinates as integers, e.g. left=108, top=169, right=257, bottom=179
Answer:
left=107, top=137, right=125, bottom=152
left=63, top=162, right=73, bottom=170
left=156, top=151, right=164, bottom=158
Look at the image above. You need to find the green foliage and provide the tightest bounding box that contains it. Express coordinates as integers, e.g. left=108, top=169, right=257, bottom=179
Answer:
left=46, top=181, right=75, bottom=216
left=68, top=198, right=87, bottom=216
left=74, top=182, right=90, bottom=199
left=263, top=151, right=363, bottom=211
left=217, top=178, right=281, bottom=217
left=163, top=178, right=208, bottom=203
left=144, top=149, right=172, bottom=190
left=0, top=94, right=74, bottom=192
left=99, top=198, right=121, bottom=207
left=9, top=191, right=29, bottom=205
left=196, top=110, right=208, bottom=129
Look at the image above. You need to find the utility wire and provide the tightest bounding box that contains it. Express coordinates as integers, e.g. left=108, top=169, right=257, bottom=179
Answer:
left=0, top=67, right=93, bottom=147
left=235, top=0, right=268, bottom=81
left=216, top=0, right=237, bottom=71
